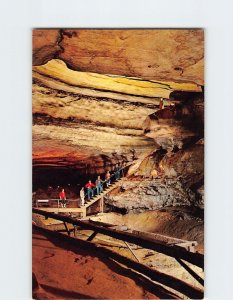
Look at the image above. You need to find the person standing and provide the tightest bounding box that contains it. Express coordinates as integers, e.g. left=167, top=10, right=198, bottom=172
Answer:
left=159, top=98, right=164, bottom=110
left=114, top=164, right=121, bottom=180
left=105, top=171, right=111, bottom=187
left=59, top=188, right=66, bottom=208
left=85, top=180, right=95, bottom=200
left=95, top=175, right=103, bottom=195
left=80, top=187, right=85, bottom=206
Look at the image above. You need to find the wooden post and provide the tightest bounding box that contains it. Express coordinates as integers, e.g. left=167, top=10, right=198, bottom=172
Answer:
left=73, top=225, right=77, bottom=237
left=82, top=208, right=86, bottom=218
left=87, top=231, right=98, bottom=241
left=63, top=222, right=70, bottom=236
left=100, top=195, right=104, bottom=213
left=125, top=241, right=140, bottom=262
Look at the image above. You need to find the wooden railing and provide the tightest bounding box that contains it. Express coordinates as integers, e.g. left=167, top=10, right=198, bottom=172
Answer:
left=33, top=221, right=204, bottom=299
left=32, top=208, right=204, bottom=269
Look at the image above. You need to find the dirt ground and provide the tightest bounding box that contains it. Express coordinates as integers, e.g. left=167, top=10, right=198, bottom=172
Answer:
left=32, top=227, right=179, bottom=300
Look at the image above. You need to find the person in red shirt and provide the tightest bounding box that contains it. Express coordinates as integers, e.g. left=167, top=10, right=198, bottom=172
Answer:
left=85, top=180, right=95, bottom=200
left=59, top=188, right=67, bottom=208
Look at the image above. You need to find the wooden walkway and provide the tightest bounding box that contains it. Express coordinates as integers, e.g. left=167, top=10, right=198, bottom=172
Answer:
left=36, top=178, right=123, bottom=217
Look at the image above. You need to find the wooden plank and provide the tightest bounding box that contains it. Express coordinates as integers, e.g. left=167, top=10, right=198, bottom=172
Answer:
left=124, top=241, right=140, bottom=262
left=37, top=200, right=49, bottom=203
left=33, top=224, right=204, bottom=299
left=132, top=230, right=194, bottom=245
left=176, top=258, right=204, bottom=286
left=32, top=208, right=204, bottom=268
left=37, top=207, right=85, bottom=213
left=132, top=230, right=197, bottom=252
left=86, top=231, right=98, bottom=242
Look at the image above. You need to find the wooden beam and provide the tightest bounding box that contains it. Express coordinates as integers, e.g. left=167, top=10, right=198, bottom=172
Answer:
left=33, top=224, right=204, bottom=299
left=63, top=222, right=70, bottom=236
left=87, top=231, right=98, bottom=242
left=37, top=207, right=85, bottom=213
left=32, top=208, right=204, bottom=268
left=132, top=230, right=197, bottom=252
left=176, top=258, right=204, bottom=287
left=124, top=241, right=140, bottom=262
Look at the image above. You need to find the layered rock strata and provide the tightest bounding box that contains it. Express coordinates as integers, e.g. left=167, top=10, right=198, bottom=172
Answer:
left=32, top=29, right=204, bottom=210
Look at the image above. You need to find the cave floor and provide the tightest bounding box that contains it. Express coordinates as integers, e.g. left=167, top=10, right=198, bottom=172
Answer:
left=32, top=226, right=179, bottom=300
left=33, top=208, right=204, bottom=299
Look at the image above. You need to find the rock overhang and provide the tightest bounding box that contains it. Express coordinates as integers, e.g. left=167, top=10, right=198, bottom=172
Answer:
left=32, top=29, right=204, bottom=185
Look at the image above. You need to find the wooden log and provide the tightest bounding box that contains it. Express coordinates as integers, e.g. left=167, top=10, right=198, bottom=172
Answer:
left=132, top=230, right=198, bottom=252
left=32, top=208, right=204, bottom=268
left=87, top=231, right=98, bottom=242
left=176, top=258, right=204, bottom=287
left=33, top=224, right=204, bottom=299
left=124, top=241, right=140, bottom=262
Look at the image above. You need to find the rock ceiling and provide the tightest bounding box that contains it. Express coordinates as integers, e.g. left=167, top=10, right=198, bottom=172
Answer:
left=33, top=29, right=204, bottom=85
left=32, top=29, right=204, bottom=177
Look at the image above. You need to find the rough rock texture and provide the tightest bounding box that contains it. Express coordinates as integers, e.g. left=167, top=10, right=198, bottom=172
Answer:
left=33, top=30, right=61, bottom=65
left=143, top=93, right=204, bottom=152
left=33, top=29, right=204, bottom=85
left=106, top=178, right=195, bottom=212
left=107, top=137, right=204, bottom=211
left=32, top=29, right=204, bottom=211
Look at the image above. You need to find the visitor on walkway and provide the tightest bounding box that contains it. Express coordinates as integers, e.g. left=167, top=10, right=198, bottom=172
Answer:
left=85, top=180, right=95, bottom=200
left=159, top=98, right=164, bottom=109
left=59, top=188, right=67, bottom=208
left=95, top=175, right=103, bottom=195
left=120, top=182, right=126, bottom=192
left=105, top=171, right=111, bottom=187
left=80, top=187, right=85, bottom=206
left=114, top=164, right=121, bottom=180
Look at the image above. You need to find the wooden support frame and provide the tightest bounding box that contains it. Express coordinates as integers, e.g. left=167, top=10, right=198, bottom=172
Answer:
left=33, top=224, right=204, bottom=299
left=32, top=208, right=204, bottom=269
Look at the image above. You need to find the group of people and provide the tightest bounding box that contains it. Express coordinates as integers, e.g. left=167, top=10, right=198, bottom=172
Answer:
left=59, top=165, right=123, bottom=208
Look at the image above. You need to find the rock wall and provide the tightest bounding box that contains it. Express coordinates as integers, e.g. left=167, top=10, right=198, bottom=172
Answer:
left=107, top=95, right=204, bottom=210
left=32, top=29, right=204, bottom=210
